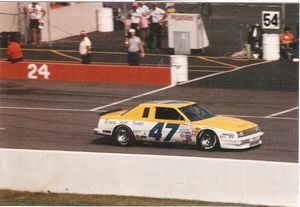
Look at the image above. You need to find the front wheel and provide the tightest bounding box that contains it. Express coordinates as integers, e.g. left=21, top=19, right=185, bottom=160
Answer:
left=113, top=126, right=134, bottom=146
left=197, top=130, right=220, bottom=151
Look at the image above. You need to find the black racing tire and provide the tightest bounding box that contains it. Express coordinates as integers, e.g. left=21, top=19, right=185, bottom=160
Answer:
left=197, top=130, right=220, bottom=151
left=113, top=126, right=134, bottom=146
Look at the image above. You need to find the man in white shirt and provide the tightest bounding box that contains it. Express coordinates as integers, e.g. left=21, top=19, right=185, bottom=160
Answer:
left=125, top=29, right=145, bottom=65
left=137, top=2, right=150, bottom=17
left=79, top=31, right=92, bottom=64
left=24, top=2, right=46, bottom=45
left=128, top=3, right=142, bottom=36
left=148, top=3, right=167, bottom=50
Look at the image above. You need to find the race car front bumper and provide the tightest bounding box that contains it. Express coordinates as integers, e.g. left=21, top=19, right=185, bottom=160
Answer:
left=94, top=128, right=112, bottom=135
left=220, top=132, right=263, bottom=149
left=94, top=128, right=101, bottom=135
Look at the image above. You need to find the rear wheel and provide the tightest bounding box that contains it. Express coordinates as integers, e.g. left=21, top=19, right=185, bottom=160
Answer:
left=197, top=130, right=220, bottom=151
left=113, top=126, right=134, bottom=146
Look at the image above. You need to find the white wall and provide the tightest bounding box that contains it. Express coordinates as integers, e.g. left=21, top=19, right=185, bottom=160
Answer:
left=0, top=148, right=298, bottom=206
left=0, top=2, right=19, bottom=32
left=0, top=2, right=103, bottom=41
left=42, top=3, right=103, bottom=41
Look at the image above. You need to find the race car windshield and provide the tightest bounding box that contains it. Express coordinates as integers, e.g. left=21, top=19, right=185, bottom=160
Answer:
left=179, top=104, right=215, bottom=121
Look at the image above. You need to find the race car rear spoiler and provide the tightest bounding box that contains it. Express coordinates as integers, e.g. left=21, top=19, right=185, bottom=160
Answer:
left=97, top=108, right=123, bottom=116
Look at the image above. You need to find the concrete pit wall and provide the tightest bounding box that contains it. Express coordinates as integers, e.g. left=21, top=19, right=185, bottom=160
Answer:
left=0, top=148, right=298, bottom=206
left=0, top=61, right=171, bottom=86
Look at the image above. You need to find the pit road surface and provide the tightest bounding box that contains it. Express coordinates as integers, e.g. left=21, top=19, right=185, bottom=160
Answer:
left=0, top=55, right=298, bottom=163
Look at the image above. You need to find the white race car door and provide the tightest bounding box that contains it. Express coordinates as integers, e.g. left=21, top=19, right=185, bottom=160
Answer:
left=147, top=107, right=187, bottom=143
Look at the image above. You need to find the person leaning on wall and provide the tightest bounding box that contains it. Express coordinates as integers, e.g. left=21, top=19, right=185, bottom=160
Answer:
left=7, top=35, right=23, bottom=63
left=125, top=29, right=145, bottom=66
left=79, top=31, right=92, bottom=64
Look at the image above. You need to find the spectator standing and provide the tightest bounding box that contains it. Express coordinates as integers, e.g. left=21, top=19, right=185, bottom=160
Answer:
left=7, top=35, right=23, bottom=63
left=125, top=29, right=145, bottom=66
left=280, top=26, right=296, bottom=60
left=137, top=2, right=150, bottom=17
left=79, top=31, right=92, bottom=64
left=148, top=3, right=167, bottom=50
left=128, top=3, right=142, bottom=37
left=24, top=2, right=46, bottom=45
left=137, top=2, right=150, bottom=45
left=280, top=26, right=296, bottom=45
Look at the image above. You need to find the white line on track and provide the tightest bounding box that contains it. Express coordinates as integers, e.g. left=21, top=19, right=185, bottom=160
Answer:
left=0, top=128, right=5, bottom=130
left=265, top=106, right=299, bottom=118
left=90, top=60, right=273, bottom=111
left=177, top=60, right=274, bottom=85
left=0, top=106, right=106, bottom=112
left=188, top=69, right=225, bottom=73
left=0, top=107, right=296, bottom=120
left=90, top=85, right=174, bottom=111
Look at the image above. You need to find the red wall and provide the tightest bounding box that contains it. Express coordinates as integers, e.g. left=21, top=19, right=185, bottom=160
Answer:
left=0, top=61, right=171, bottom=86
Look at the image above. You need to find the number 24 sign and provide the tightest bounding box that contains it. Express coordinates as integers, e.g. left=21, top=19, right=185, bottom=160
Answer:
left=262, top=11, right=280, bottom=29
left=27, top=64, right=50, bottom=80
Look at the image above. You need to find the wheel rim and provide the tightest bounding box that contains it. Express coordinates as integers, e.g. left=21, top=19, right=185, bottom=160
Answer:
left=117, top=128, right=130, bottom=145
left=201, top=132, right=216, bottom=149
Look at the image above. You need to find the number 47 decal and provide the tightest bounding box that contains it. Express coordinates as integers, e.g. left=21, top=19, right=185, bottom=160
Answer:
left=149, top=123, right=180, bottom=141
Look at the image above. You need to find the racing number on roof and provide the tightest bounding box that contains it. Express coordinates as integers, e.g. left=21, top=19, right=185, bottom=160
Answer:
left=149, top=123, right=180, bottom=141
left=262, top=11, right=280, bottom=29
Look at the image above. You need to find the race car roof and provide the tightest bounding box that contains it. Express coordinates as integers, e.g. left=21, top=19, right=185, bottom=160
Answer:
left=141, top=100, right=196, bottom=108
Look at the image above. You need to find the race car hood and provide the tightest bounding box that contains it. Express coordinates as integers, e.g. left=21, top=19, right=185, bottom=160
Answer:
left=192, top=116, right=257, bottom=132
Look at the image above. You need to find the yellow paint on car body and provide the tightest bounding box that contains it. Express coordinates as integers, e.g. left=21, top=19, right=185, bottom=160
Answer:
left=191, top=116, right=257, bottom=132
left=100, top=100, right=257, bottom=132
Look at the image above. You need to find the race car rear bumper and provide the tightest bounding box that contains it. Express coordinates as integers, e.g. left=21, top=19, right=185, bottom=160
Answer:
left=220, top=132, right=263, bottom=149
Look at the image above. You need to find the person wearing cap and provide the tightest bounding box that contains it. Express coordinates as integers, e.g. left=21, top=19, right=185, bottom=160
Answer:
left=79, top=31, right=92, bottom=64
left=148, top=3, right=167, bottom=50
left=24, top=2, right=46, bottom=45
left=125, top=29, right=145, bottom=66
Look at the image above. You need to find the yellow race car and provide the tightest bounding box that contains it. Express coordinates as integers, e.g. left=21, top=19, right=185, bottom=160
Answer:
left=94, top=100, right=263, bottom=150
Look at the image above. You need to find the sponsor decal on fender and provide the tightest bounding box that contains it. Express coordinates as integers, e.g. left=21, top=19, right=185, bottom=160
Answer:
left=104, top=120, right=117, bottom=125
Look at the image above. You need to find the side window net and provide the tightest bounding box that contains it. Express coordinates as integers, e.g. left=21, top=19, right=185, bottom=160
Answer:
left=155, top=107, right=184, bottom=120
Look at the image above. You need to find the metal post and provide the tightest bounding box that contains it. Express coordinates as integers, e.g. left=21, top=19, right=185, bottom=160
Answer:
left=123, top=2, right=129, bottom=36
left=46, top=2, right=52, bottom=46
left=281, top=3, right=286, bottom=30
left=239, top=24, right=244, bottom=49
left=17, top=2, right=27, bottom=44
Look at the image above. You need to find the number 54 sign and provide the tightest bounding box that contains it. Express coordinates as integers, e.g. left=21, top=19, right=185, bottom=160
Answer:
left=262, top=11, right=280, bottom=29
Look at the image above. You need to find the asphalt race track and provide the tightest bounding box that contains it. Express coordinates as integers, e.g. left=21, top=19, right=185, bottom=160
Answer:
left=0, top=50, right=298, bottom=163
